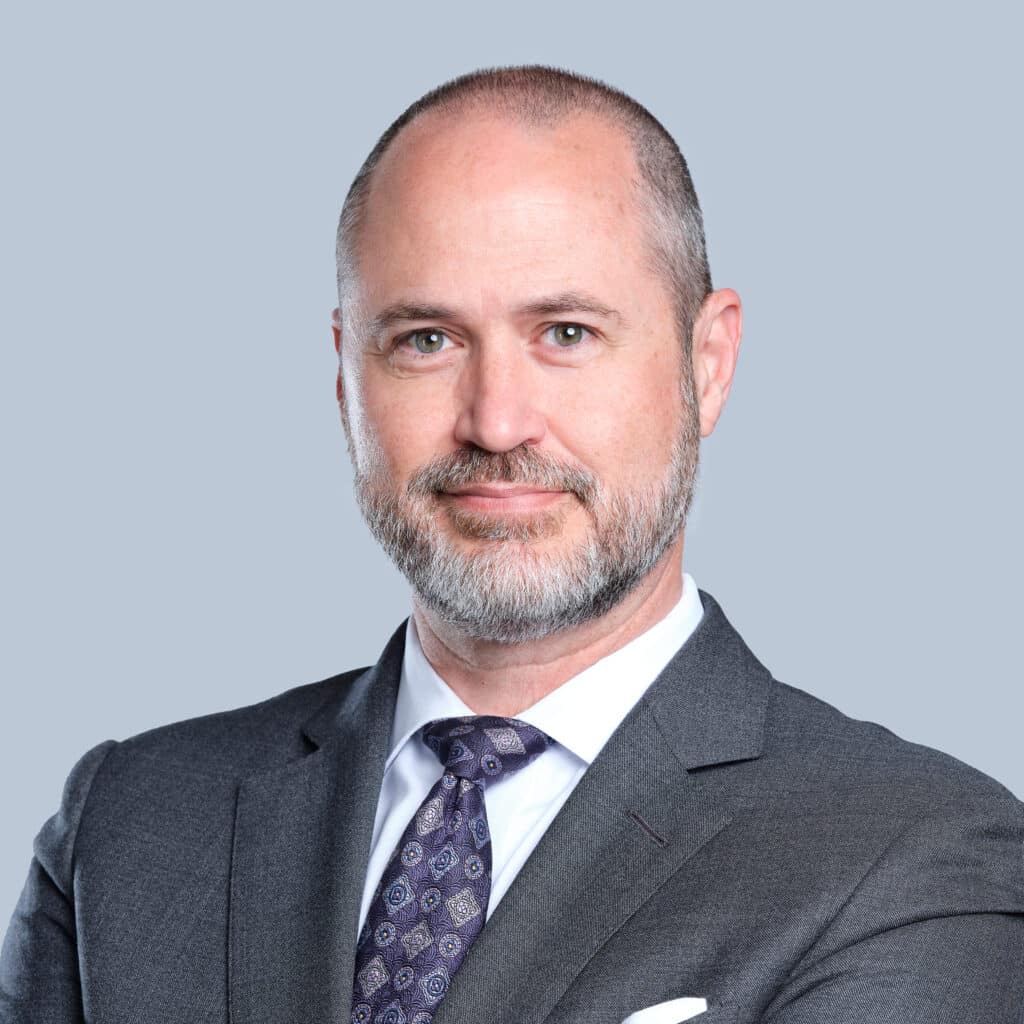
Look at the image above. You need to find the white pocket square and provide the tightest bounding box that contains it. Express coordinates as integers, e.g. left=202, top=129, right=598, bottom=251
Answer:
left=621, top=996, right=707, bottom=1024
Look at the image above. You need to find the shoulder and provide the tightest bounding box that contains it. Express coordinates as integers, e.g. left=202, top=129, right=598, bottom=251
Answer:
left=37, top=664, right=373, bottom=879
left=756, top=680, right=1024, bottom=988
left=754, top=676, right=1023, bottom=911
left=762, top=677, right=1021, bottom=813
left=92, top=663, right=374, bottom=792
left=696, top=587, right=1019, bottom=817
left=111, top=665, right=372, bottom=776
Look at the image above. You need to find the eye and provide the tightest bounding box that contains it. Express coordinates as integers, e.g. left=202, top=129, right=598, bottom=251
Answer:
left=544, top=323, right=591, bottom=347
left=399, top=328, right=452, bottom=355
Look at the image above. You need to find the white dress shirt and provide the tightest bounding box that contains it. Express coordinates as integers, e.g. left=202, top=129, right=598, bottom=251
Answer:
left=356, top=573, right=706, bottom=937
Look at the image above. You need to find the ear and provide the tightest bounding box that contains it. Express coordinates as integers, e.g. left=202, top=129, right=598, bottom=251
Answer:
left=690, top=288, right=742, bottom=438
left=331, top=307, right=344, bottom=407
left=331, top=307, right=343, bottom=355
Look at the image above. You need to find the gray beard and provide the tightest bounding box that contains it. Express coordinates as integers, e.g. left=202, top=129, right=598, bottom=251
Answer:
left=353, top=412, right=700, bottom=645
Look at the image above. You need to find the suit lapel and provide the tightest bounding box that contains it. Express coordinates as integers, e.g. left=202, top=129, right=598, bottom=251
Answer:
left=228, top=623, right=407, bottom=1024
left=433, top=590, right=771, bottom=1024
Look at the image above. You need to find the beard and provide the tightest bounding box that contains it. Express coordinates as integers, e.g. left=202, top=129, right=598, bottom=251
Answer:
left=351, top=389, right=701, bottom=645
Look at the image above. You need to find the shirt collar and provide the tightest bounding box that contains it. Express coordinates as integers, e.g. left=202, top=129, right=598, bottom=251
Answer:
left=387, top=573, right=705, bottom=770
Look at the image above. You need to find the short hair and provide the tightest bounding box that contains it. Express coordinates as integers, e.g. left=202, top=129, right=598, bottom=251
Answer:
left=336, top=64, right=713, bottom=346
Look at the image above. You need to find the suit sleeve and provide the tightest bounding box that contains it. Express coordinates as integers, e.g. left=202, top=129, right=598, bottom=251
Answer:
left=761, top=796, right=1024, bottom=1023
left=0, top=740, right=118, bottom=1023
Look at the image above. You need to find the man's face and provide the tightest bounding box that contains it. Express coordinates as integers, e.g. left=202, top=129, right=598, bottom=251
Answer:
left=337, top=109, right=701, bottom=643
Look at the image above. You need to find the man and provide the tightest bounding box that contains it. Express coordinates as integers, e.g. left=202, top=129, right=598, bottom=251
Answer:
left=2, top=65, right=1021, bottom=1024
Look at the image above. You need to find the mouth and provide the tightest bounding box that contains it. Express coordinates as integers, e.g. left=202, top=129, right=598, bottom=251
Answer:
left=439, top=483, right=569, bottom=514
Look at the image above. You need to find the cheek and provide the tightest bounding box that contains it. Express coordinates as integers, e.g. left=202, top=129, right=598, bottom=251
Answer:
left=358, top=372, right=456, bottom=478
left=554, top=352, right=684, bottom=485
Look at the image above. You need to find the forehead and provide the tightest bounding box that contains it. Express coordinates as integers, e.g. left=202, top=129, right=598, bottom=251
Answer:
left=373, top=106, right=640, bottom=201
left=350, top=108, right=661, bottom=320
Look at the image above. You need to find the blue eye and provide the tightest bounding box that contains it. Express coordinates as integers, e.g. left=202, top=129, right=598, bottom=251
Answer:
left=545, top=323, right=590, bottom=347
left=403, top=329, right=450, bottom=354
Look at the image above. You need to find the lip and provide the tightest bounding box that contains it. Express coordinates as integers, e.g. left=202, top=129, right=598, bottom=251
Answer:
left=440, top=484, right=568, bottom=513
left=443, top=484, right=561, bottom=498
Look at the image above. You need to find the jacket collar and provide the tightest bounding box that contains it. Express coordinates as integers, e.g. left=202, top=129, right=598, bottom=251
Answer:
left=302, top=587, right=768, bottom=771
left=652, top=588, right=770, bottom=770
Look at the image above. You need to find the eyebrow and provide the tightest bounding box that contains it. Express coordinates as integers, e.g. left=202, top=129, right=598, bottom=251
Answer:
left=366, top=302, right=459, bottom=338
left=364, top=291, right=626, bottom=337
left=514, top=291, right=625, bottom=323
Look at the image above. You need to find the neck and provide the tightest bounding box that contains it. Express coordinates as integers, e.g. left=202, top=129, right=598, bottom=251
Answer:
left=412, top=533, right=686, bottom=716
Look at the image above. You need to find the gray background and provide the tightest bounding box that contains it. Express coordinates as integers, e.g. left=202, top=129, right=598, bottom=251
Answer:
left=2, top=1, right=1021, bottom=931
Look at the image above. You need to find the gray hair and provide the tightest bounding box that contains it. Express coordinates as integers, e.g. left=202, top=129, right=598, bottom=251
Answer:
left=335, top=64, right=713, bottom=346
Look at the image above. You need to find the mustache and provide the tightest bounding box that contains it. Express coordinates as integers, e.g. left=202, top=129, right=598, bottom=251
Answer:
left=408, top=444, right=599, bottom=507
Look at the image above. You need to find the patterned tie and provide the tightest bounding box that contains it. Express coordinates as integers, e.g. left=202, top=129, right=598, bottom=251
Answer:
left=350, top=715, right=552, bottom=1024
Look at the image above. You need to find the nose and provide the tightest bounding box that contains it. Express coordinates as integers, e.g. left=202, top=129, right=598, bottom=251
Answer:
left=452, top=340, right=547, bottom=453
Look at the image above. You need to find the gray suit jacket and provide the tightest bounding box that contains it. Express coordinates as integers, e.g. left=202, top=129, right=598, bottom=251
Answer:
left=2, top=590, right=1022, bottom=1023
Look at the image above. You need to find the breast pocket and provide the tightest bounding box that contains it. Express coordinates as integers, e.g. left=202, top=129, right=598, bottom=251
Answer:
left=620, top=999, right=738, bottom=1024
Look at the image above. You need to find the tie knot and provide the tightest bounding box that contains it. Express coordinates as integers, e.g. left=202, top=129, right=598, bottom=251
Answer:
left=420, top=715, right=551, bottom=788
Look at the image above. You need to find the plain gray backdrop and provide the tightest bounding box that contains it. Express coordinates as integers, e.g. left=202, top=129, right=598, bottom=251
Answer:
left=2, top=1, right=1021, bottom=931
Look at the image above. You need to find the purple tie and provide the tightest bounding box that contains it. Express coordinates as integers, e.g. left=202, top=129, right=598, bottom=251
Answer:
left=350, top=715, right=552, bottom=1023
